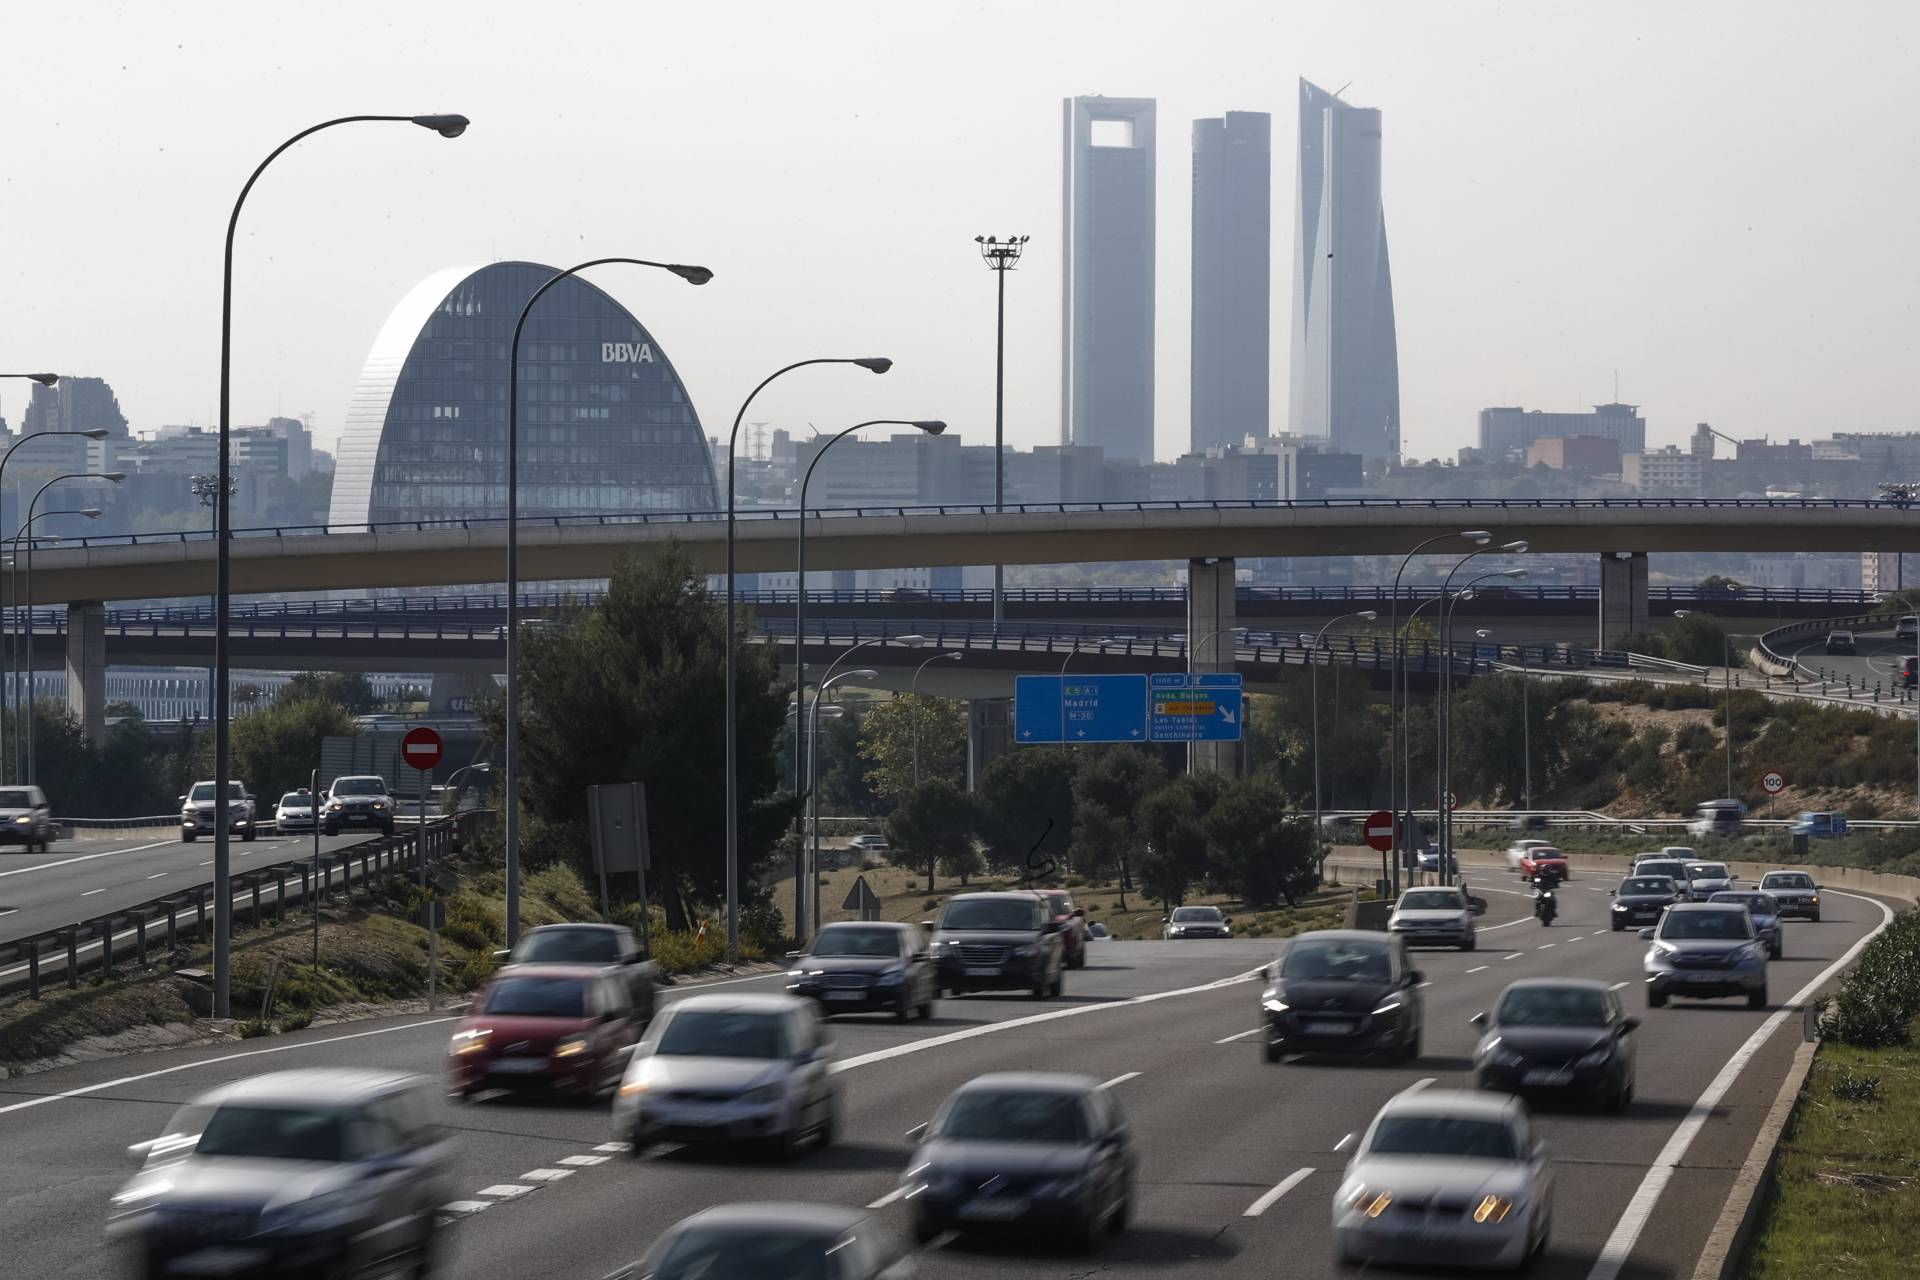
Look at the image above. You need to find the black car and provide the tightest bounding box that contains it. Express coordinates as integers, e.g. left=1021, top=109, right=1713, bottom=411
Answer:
left=1610, top=875, right=1682, bottom=930
left=785, top=921, right=938, bottom=1021
left=926, top=892, right=1064, bottom=999
left=1825, top=629, right=1856, bottom=655
left=497, top=923, right=660, bottom=1025
left=1472, top=978, right=1638, bottom=1112
left=898, top=1072, right=1135, bottom=1250
left=611, top=1203, right=911, bottom=1280
left=1259, top=930, right=1423, bottom=1064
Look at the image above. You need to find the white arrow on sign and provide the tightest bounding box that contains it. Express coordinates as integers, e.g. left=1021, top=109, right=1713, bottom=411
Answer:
left=1217, top=704, right=1237, bottom=726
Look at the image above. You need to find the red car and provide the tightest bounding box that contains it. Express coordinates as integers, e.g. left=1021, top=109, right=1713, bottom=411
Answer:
left=1038, top=889, right=1089, bottom=969
left=1518, top=847, right=1571, bottom=882
left=448, top=964, right=640, bottom=1100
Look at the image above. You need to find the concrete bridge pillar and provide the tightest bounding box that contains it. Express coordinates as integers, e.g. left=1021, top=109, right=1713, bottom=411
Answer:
left=65, top=600, right=107, bottom=747
left=1598, top=552, right=1650, bottom=647
left=1186, top=557, right=1239, bottom=775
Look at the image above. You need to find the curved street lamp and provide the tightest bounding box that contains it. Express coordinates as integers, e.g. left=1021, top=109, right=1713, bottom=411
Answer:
left=1438, top=567, right=1527, bottom=874
left=807, top=667, right=878, bottom=942
left=15, top=472, right=121, bottom=780
left=1308, top=610, right=1377, bottom=848
left=213, top=112, right=469, bottom=1017
left=499, top=256, right=712, bottom=947
left=3, top=505, right=101, bottom=777
left=911, top=650, right=964, bottom=787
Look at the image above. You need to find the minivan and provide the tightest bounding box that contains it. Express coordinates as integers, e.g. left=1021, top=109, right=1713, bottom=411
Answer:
left=1688, top=799, right=1747, bottom=838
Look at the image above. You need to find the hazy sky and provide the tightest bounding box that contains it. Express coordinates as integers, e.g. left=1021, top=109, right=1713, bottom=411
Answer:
left=4, top=1, right=1916, bottom=465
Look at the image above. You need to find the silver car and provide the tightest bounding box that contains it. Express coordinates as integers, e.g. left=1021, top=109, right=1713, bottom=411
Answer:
left=615, top=993, right=839, bottom=1158
left=274, top=790, right=317, bottom=832
left=180, top=780, right=256, bottom=843
left=1759, top=871, right=1821, bottom=922
left=1683, top=861, right=1736, bottom=898
left=1333, top=1088, right=1552, bottom=1270
left=1388, top=887, right=1480, bottom=951
left=1641, top=903, right=1769, bottom=1009
left=0, top=784, right=53, bottom=851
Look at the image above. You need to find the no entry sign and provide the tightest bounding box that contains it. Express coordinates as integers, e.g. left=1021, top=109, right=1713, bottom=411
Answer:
left=1364, top=809, right=1396, bottom=852
left=402, top=726, right=444, bottom=772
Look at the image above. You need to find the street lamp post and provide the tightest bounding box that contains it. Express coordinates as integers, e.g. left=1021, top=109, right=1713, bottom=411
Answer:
left=1309, top=610, right=1378, bottom=851
left=7, top=508, right=101, bottom=770
left=792, top=420, right=946, bottom=794
left=1389, top=532, right=1490, bottom=892
left=809, top=666, right=876, bottom=938
left=500, top=257, right=712, bottom=949
left=975, top=235, right=1028, bottom=632
left=725, top=358, right=893, bottom=964
left=1440, top=568, right=1526, bottom=875
left=214, top=112, right=469, bottom=1019
left=1397, top=593, right=1448, bottom=882
left=911, top=651, right=964, bottom=786
left=15, top=472, right=121, bottom=780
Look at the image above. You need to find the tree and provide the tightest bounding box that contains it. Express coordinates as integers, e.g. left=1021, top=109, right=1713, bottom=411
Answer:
left=282, top=672, right=380, bottom=715
left=1205, top=776, right=1317, bottom=906
left=1665, top=612, right=1731, bottom=668
left=230, top=696, right=358, bottom=808
left=885, top=778, right=980, bottom=891
left=1070, top=746, right=1167, bottom=887
left=813, top=705, right=879, bottom=815
left=1134, top=774, right=1221, bottom=907
left=858, top=694, right=966, bottom=799
left=1066, top=799, right=1130, bottom=886
left=490, top=544, right=801, bottom=929
left=976, top=748, right=1076, bottom=872
left=1696, top=574, right=1742, bottom=594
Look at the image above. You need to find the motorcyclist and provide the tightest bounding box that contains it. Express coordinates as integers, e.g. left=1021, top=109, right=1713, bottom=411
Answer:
left=1533, top=872, right=1559, bottom=925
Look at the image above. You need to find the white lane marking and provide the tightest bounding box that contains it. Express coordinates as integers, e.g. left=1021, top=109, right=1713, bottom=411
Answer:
left=79, top=887, right=108, bottom=897
left=1243, top=1167, right=1315, bottom=1217
left=831, top=967, right=1263, bottom=1076
left=198, top=860, right=213, bottom=866
left=520, top=1168, right=571, bottom=1182
left=0, top=838, right=177, bottom=880
left=1538, top=943, right=1557, bottom=950
left=867, top=1184, right=911, bottom=1210
left=0, top=1016, right=459, bottom=1119
left=1466, top=965, right=1489, bottom=973
left=1333, top=1132, right=1355, bottom=1153
left=1566, top=936, right=1583, bottom=943
left=0, top=909, right=14, bottom=918
left=1585, top=890, right=1896, bottom=1280
left=1502, top=952, right=1524, bottom=961
left=441, top=1200, right=492, bottom=1215
left=592, top=1142, right=627, bottom=1153
left=1099, top=1072, right=1141, bottom=1089
left=476, top=1184, right=534, bottom=1199
left=1477, top=915, right=1536, bottom=933
left=1400, top=1077, right=1437, bottom=1096
left=557, top=1154, right=607, bottom=1166
left=1215, top=1027, right=1263, bottom=1044
left=146, top=872, right=168, bottom=880
left=1609, top=982, right=1631, bottom=992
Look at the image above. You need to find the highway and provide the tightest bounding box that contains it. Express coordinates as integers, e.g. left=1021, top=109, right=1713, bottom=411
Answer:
left=0, top=875, right=1892, bottom=1279
left=0, top=829, right=387, bottom=946
left=1781, top=622, right=1912, bottom=691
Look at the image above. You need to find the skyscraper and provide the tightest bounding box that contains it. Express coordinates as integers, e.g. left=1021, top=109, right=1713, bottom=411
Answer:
left=1061, top=95, right=1156, bottom=462
left=1190, top=111, right=1271, bottom=453
left=1288, top=80, right=1400, bottom=461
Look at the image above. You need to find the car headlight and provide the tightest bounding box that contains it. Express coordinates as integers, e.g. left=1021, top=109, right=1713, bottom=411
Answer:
left=617, top=1080, right=648, bottom=1098
left=1652, top=943, right=1680, bottom=960
left=1371, top=999, right=1403, bottom=1016
left=263, top=1186, right=362, bottom=1233
left=1168, top=925, right=1186, bottom=935
left=329, top=802, right=343, bottom=811
left=1574, top=1046, right=1615, bottom=1069
left=1351, top=1188, right=1393, bottom=1218
left=371, top=802, right=387, bottom=811
left=875, top=967, right=907, bottom=985
left=1033, top=1175, right=1087, bottom=1198
left=1011, top=945, right=1037, bottom=957
left=1479, top=1037, right=1525, bottom=1068
left=1473, top=1194, right=1516, bottom=1224
left=553, top=1036, right=590, bottom=1059
left=12, top=815, right=30, bottom=825
left=450, top=1029, right=490, bottom=1055
left=741, top=1083, right=785, bottom=1106
left=1262, top=989, right=1288, bottom=1012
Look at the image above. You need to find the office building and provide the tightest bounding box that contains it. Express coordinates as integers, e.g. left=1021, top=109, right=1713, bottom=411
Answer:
left=330, top=261, right=718, bottom=526
left=1288, top=80, right=1400, bottom=460
left=1526, top=436, right=1622, bottom=475
left=1190, top=110, right=1270, bottom=452
left=1479, top=402, right=1647, bottom=456
left=1061, top=95, right=1157, bottom=462
left=1622, top=445, right=1702, bottom=491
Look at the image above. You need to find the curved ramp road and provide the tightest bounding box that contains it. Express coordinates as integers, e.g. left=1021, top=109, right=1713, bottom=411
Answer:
left=0, top=885, right=1892, bottom=1279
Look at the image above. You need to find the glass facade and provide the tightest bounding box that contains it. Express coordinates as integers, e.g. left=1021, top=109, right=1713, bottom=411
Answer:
left=329, top=261, right=717, bottom=527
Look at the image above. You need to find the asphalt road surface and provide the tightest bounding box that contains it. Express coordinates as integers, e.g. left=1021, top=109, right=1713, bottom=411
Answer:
left=0, top=875, right=1894, bottom=1280
left=0, top=828, right=388, bottom=945
left=1782, top=623, right=1911, bottom=692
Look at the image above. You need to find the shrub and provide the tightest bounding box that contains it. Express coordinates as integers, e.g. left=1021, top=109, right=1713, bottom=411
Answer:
left=650, top=927, right=728, bottom=975
left=1831, top=1069, right=1883, bottom=1104
left=451, top=949, right=495, bottom=992
left=440, top=896, right=499, bottom=952
left=739, top=900, right=789, bottom=961
left=277, top=1009, right=313, bottom=1034
left=1815, top=910, right=1920, bottom=1048
left=237, top=1019, right=272, bottom=1039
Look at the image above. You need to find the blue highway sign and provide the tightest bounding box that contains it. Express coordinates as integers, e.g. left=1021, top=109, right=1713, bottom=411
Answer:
left=1014, top=674, right=1149, bottom=744
left=1147, top=672, right=1244, bottom=743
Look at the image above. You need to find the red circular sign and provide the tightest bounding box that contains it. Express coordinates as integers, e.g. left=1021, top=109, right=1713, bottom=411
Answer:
left=1760, top=769, right=1786, bottom=795
left=1363, top=809, right=1396, bottom=852
left=401, top=726, right=444, bottom=772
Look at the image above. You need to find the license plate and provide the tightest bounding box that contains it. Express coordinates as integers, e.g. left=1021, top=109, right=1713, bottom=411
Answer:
left=488, top=1058, right=549, bottom=1074
left=1303, top=1020, right=1352, bottom=1035
left=171, top=1247, right=272, bottom=1276
left=958, top=1197, right=1029, bottom=1221
left=964, top=967, right=1002, bottom=977
left=1522, top=1068, right=1572, bottom=1086
left=825, top=990, right=866, bottom=1001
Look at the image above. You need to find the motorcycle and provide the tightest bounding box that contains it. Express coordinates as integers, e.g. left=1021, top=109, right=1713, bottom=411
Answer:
left=1533, top=889, right=1558, bottom=926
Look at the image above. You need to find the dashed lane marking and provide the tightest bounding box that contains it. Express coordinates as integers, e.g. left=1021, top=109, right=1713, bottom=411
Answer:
left=1243, top=1167, right=1315, bottom=1217
left=592, top=1142, right=626, bottom=1153
left=1099, top=1072, right=1141, bottom=1089
left=867, top=1185, right=911, bottom=1210
left=1215, top=1027, right=1263, bottom=1044
left=476, top=1185, right=534, bottom=1199
left=520, top=1168, right=572, bottom=1183
left=1466, top=965, right=1489, bottom=974
left=1609, top=982, right=1631, bottom=991
left=558, top=1154, right=608, bottom=1166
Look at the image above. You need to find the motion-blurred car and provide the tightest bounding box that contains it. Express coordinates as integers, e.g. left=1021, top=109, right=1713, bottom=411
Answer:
left=1333, top=1088, right=1552, bottom=1271
left=1759, top=870, right=1821, bottom=921
left=0, top=784, right=53, bottom=851
left=1516, top=846, right=1569, bottom=882
left=1790, top=811, right=1847, bottom=839
left=497, top=922, right=659, bottom=1024
left=785, top=920, right=937, bottom=1020
left=1038, top=888, right=1090, bottom=967
left=1259, top=930, right=1424, bottom=1064
left=1905, top=655, right=1919, bottom=690
left=1609, top=875, right=1682, bottom=930
left=1416, top=845, right=1457, bottom=875
left=847, top=833, right=890, bottom=858
left=448, top=964, right=641, bottom=1099
left=181, top=780, right=256, bottom=843
left=1688, top=799, right=1748, bottom=838
left=1709, top=890, right=1784, bottom=958
left=1507, top=814, right=1548, bottom=832
left=898, top=1072, right=1134, bottom=1249
left=273, top=790, right=317, bottom=833
left=609, top=1204, right=912, bottom=1280
left=108, top=1070, right=451, bottom=1280
left=1504, top=839, right=1553, bottom=870
left=1898, top=614, right=1920, bottom=643
left=1642, top=902, right=1769, bottom=1008
left=1683, top=861, right=1737, bottom=897
left=1824, top=629, right=1857, bottom=654
left=1162, top=905, right=1231, bottom=940
left=1471, top=979, right=1637, bottom=1112
left=925, top=891, right=1065, bottom=999
left=322, top=775, right=394, bottom=836
left=615, top=993, right=839, bottom=1158
left=1388, top=887, right=1480, bottom=951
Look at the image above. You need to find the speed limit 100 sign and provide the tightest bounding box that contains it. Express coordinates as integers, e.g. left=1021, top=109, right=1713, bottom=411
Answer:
left=1760, top=769, right=1787, bottom=796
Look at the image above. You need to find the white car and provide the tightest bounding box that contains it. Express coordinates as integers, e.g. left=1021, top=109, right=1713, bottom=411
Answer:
left=0, top=784, right=54, bottom=852
left=275, top=790, right=318, bottom=832
left=846, top=834, right=890, bottom=858
left=1334, top=1088, right=1552, bottom=1271
left=1505, top=839, right=1552, bottom=871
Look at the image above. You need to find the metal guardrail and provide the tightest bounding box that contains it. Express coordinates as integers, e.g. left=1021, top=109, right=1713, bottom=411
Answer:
left=0, top=809, right=495, bottom=1002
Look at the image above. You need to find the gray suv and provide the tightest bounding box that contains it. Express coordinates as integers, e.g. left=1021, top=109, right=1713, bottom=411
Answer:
left=1642, top=903, right=1768, bottom=1009
left=324, top=775, right=394, bottom=836
left=108, top=1069, right=452, bottom=1279
left=181, top=780, right=256, bottom=843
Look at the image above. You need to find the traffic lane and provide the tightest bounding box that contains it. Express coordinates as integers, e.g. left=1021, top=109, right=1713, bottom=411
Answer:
left=0, top=829, right=385, bottom=943
left=1784, top=628, right=1902, bottom=686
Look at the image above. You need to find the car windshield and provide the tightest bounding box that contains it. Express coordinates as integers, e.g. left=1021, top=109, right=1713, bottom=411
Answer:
left=1763, top=874, right=1815, bottom=890
left=1368, top=1115, right=1520, bottom=1161
left=1171, top=907, right=1223, bottom=922
left=481, top=976, right=587, bottom=1018
left=650, top=1226, right=837, bottom=1280
left=1688, top=864, right=1730, bottom=880
left=941, top=899, right=1039, bottom=931
left=1661, top=911, right=1752, bottom=940
left=1281, top=939, right=1393, bottom=982
left=1621, top=878, right=1674, bottom=895
left=0, top=789, right=33, bottom=807
left=1530, top=848, right=1563, bottom=859
left=193, top=1104, right=349, bottom=1162
left=809, top=926, right=900, bottom=958
left=188, top=783, right=245, bottom=802
left=1496, top=986, right=1608, bottom=1027
left=653, top=1010, right=786, bottom=1059
left=1399, top=892, right=1463, bottom=911
left=1713, top=894, right=1774, bottom=913
left=517, top=929, right=622, bottom=964
left=279, top=793, right=310, bottom=807
left=938, top=1090, right=1089, bottom=1143
left=331, top=779, right=386, bottom=797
